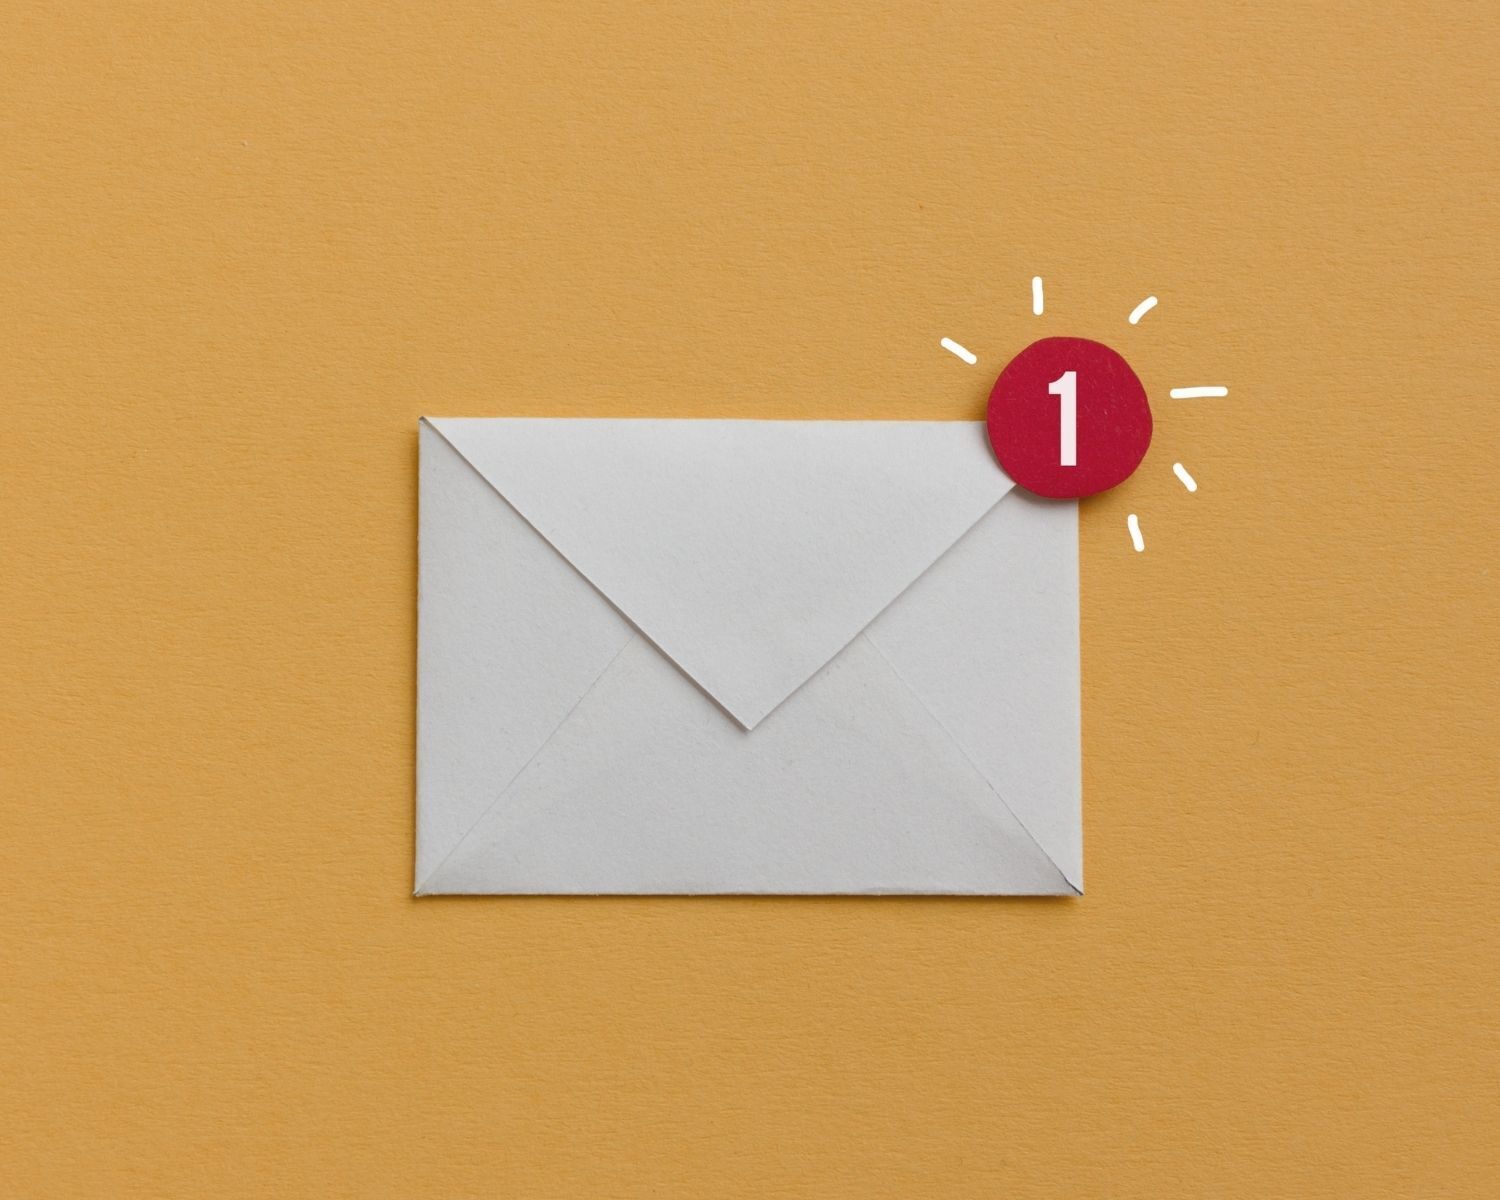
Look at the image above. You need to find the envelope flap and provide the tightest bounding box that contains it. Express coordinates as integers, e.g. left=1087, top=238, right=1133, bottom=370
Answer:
left=426, top=418, right=1013, bottom=728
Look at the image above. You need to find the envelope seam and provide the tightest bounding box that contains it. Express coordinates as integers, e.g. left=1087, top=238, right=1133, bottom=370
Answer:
left=415, top=634, right=636, bottom=895
left=423, top=418, right=764, bottom=731
left=862, top=633, right=1080, bottom=895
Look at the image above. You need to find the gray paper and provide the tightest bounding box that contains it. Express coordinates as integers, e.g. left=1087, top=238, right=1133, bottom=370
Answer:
left=416, top=418, right=1081, bottom=895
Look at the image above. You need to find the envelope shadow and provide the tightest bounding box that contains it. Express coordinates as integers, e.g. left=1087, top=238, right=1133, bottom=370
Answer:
left=411, top=892, right=1080, bottom=908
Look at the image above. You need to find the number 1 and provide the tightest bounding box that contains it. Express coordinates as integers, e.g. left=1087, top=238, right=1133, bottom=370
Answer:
left=1050, top=370, right=1077, bottom=466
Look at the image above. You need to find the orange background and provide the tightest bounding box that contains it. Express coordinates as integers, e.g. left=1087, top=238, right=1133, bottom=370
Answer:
left=4, top=3, right=1497, bottom=1196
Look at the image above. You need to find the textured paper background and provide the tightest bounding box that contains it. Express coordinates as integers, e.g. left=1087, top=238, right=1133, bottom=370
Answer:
left=3, top=3, right=1496, bottom=1195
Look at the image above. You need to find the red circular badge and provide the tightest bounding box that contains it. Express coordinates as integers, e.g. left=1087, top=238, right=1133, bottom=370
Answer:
left=986, top=336, right=1152, bottom=499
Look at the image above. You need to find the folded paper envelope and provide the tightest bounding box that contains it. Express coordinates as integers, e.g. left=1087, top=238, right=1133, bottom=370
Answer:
left=416, top=418, right=1081, bottom=896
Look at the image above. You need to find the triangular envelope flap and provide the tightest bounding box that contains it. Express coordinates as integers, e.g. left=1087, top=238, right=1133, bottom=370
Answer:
left=427, top=419, right=1013, bottom=728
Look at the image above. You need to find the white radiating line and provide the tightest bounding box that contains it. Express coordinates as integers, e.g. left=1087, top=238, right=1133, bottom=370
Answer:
left=1031, top=276, right=1044, bottom=315
left=940, top=337, right=977, bottom=365
left=1173, top=462, right=1198, bottom=492
left=1169, top=386, right=1228, bottom=399
left=1127, top=513, right=1145, bottom=552
left=1128, top=296, right=1157, bottom=325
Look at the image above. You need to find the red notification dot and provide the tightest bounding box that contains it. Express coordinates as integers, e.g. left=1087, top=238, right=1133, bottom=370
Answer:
left=986, top=336, right=1152, bottom=499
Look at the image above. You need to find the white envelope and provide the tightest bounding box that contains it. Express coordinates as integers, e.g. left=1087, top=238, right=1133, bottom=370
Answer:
left=416, top=418, right=1080, bottom=896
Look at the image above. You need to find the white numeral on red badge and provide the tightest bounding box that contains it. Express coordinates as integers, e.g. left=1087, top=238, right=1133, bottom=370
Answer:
left=1049, top=370, right=1077, bottom=466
